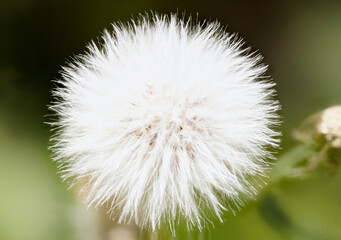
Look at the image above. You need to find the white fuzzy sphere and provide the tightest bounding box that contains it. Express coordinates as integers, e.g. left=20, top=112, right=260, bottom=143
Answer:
left=50, top=13, right=280, bottom=231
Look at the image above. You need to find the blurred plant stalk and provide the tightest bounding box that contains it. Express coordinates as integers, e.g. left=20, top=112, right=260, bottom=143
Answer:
left=272, top=105, right=341, bottom=182
left=71, top=185, right=210, bottom=240
left=260, top=106, right=341, bottom=240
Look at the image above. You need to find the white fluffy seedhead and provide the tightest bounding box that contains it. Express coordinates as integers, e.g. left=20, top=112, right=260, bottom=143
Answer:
left=50, top=13, right=280, bottom=232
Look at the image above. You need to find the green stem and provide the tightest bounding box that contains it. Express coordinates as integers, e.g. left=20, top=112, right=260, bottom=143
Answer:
left=139, top=228, right=212, bottom=240
left=270, top=144, right=311, bottom=184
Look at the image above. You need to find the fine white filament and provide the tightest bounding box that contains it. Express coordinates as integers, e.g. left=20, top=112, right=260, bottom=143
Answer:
left=50, top=13, right=280, bottom=232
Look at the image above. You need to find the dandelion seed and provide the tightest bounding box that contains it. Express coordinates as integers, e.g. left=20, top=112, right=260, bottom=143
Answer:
left=49, top=13, right=280, bottom=232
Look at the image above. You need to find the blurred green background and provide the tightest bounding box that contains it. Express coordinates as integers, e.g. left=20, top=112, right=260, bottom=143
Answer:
left=1, top=0, right=341, bottom=239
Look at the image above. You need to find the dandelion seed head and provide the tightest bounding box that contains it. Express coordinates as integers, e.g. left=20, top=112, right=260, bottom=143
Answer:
left=50, top=13, right=280, bottom=231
